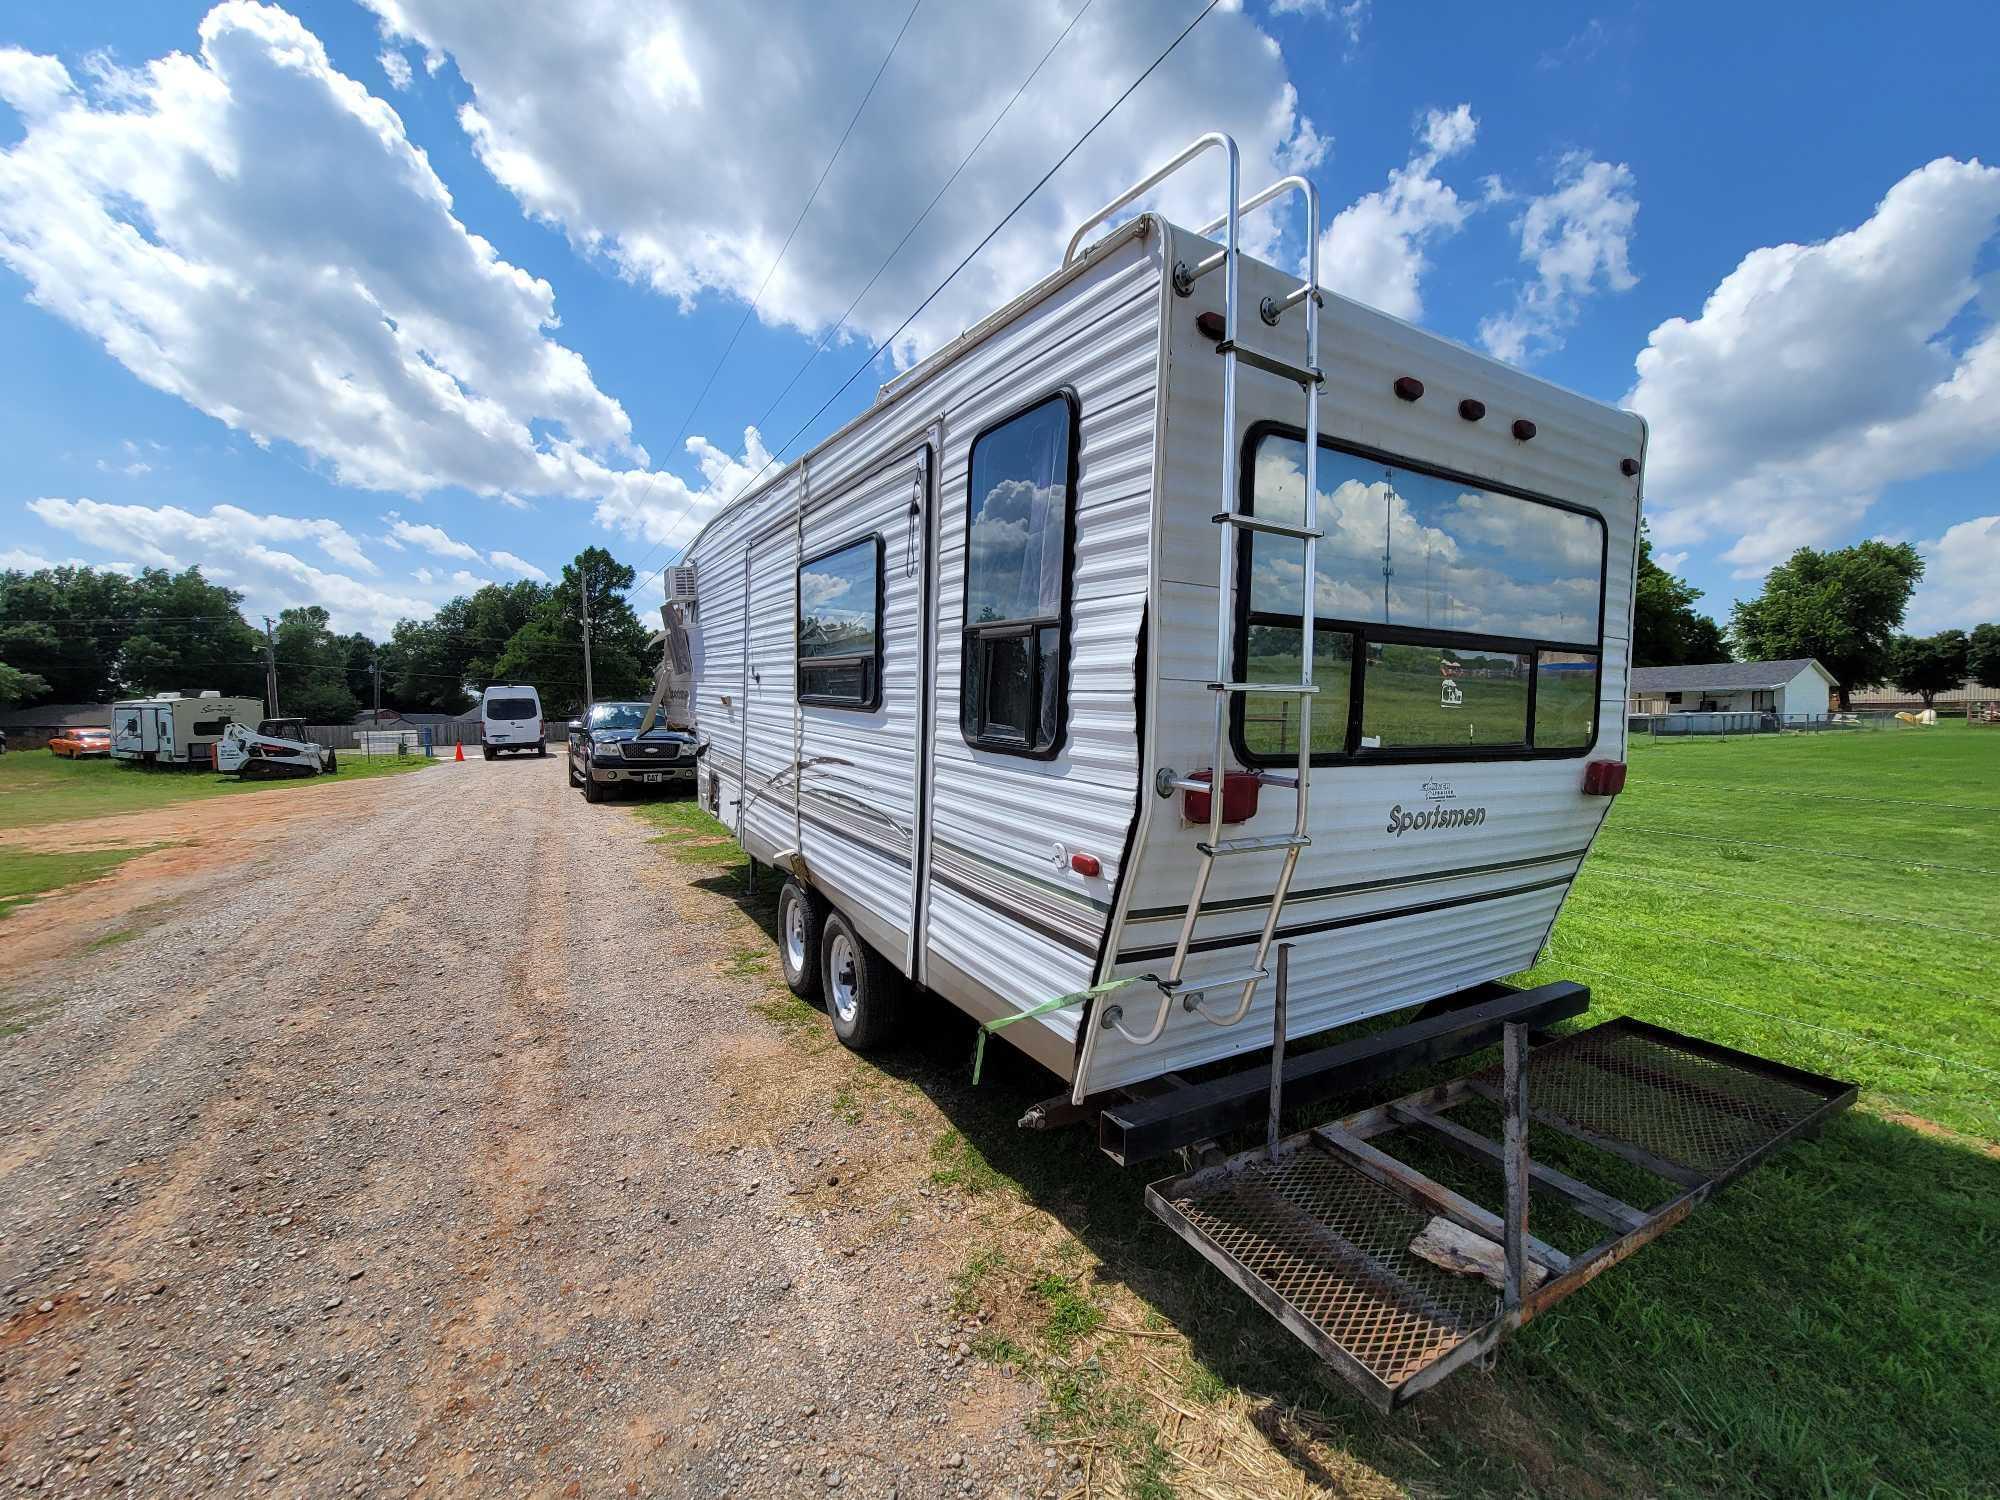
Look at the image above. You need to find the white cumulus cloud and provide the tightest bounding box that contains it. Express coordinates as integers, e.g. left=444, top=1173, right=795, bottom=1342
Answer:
left=1319, top=105, right=1479, bottom=321
left=1479, top=152, right=1638, bottom=364
left=488, top=549, right=549, bottom=582
left=360, top=0, right=1324, bottom=362
left=1627, top=157, right=2000, bottom=576
left=21, top=496, right=445, bottom=636
left=0, top=3, right=646, bottom=506
left=382, top=512, right=483, bottom=564
left=1908, top=514, right=2000, bottom=631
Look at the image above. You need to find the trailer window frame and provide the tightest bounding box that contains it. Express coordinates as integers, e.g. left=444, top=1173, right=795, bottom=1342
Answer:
left=1232, top=422, right=1609, bottom=767
left=958, top=388, right=1080, bottom=760
left=796, top=532, right=886, bottom=711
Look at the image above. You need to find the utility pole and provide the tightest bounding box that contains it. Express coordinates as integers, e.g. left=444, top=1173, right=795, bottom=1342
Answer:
left=371, top=657, right=382, bottom=725
left=580, top=569, right=595, bottom=712
left=263, top=616, right=279, bottom=719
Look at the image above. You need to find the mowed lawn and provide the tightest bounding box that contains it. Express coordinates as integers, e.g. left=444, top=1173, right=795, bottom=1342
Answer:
left=1521, top=720, right=2000, bottom=1140
left=0, top=746, right=432, bottom=833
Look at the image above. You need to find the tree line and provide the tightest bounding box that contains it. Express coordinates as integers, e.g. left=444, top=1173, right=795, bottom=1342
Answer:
left=0, top=546, right=660, bottom=722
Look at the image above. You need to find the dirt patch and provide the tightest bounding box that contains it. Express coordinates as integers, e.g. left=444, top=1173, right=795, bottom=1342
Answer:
left=0, top=769, right=438, bottom=978
left=1877, top=1108, right=2000, bottom=1160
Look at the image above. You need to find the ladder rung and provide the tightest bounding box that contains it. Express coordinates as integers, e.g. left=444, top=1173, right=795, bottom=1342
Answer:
left=1249, top=770, right=1299, bottom=789
left=1215, top=340, right=1322, bottom=388
left=1197, top=834, right=1311, bottom=857
left=1213, top=511, right=1322, bottom=541
left=1161, top=966, right=1268, bottom=995
left=1209, top=681, right=1317, bottom=695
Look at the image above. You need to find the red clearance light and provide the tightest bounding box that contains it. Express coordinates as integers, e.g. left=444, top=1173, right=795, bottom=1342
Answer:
left=1393, top=375, right=1425, bottom=402
left=1583, top=760, right=1627, bottom=796
left=1070, top=852, right=1101, bottom=877
left=1511, top=418, right=1538, bottom=442
left=1458, top=398, right=1486, bottom=422
left=1184, top=769, right=1261, bottom=825
left=1195, top=311, right=1226, bottom=342
left=1620, top=457, right=1641, bottom=477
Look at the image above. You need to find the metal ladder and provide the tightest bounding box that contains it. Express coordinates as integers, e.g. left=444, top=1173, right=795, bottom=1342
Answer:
left=1064, top=135, right=1325, bottom=1049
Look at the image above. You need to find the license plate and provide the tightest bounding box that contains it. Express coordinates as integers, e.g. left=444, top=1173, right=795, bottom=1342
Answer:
left=639, top=772, right=665, bottom=783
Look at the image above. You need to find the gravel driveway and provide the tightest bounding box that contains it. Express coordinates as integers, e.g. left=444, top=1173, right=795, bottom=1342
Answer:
left=0, top=757, right=1039, bottom=1497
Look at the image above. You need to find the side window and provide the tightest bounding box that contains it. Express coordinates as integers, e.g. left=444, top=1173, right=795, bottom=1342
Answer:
left=797, top=535, right=883, bottom=708
left=1239, top=432, right=1606, bottom=762
left=961, top=392, right=1076, bottom=756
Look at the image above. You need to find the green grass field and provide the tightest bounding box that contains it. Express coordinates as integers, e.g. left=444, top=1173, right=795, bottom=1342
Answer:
left=0, top=747, right=433, bottom=832
left=693, top=719, right=1998, bottom=1497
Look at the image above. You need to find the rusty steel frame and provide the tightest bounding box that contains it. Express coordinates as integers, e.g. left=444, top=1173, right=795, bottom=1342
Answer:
left=1145, top=1016, right=1857, bottom=1411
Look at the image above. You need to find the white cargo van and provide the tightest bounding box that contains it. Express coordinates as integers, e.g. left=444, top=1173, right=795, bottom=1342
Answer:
left=480, top=685, right=545, bottom=759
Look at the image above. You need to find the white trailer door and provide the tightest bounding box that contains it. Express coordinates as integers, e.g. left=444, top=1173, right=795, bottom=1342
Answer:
left=798, top=445, right=931, bottom=975
left=740, top=523, right=799, bottom=861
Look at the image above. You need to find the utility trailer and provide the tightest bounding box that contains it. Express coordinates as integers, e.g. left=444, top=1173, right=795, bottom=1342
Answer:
left=674, top=133, right=1853, bottom=1401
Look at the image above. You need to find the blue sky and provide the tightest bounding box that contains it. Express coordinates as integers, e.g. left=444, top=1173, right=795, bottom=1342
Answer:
left=2, top=0, right=1996, bottom=640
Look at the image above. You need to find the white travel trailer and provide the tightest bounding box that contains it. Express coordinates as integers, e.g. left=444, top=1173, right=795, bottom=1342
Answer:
left=678, top=136, right=1854, bottom=1408
left=110, top=692, right=264, bottom=767
left=684, top=137, right=1642, bottom=1099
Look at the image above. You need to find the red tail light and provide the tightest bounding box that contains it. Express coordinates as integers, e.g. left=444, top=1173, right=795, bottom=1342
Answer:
left=1069, top=852, right=1101, bottom=877
left=1184, top=769, right=1261, bottom=824
left=1583, top=760, right=1627, bottom=796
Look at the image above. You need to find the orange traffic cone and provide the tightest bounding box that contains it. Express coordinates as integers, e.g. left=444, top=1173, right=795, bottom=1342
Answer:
left=454, top=742, right=465, bottom=762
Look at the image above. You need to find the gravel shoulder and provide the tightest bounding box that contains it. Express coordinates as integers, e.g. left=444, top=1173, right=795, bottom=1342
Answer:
left=0, top=756, right=1042, bottom=1497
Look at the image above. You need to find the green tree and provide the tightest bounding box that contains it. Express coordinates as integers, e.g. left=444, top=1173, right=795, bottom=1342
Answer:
left=114, top=568, right=266, bottom=699
left=0, top=564, right=142, bottom=702
left=1888, top=630, right=1970, bottom=709
left=492, top=547, right=645, bottom=716
left=272, top=606, right=364, bottom=723
left=380, top=599, right=477, bottom=715
left=1632, top=525, right=1729, bottom=668
left=1969, top=623, right=2000, bottom=689
left=1729, top=541, right=1924, bottom=709
left=0, top=662, right=51, bottom=708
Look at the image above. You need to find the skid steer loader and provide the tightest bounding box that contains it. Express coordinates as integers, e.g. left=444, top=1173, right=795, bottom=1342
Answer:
left=213, top=718, right=338, bottom=780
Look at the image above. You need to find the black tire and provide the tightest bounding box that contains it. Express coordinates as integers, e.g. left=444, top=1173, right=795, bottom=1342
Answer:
left=537, top=743, right=548, bottom=757
left=482, top=746, right=495, bottom=761
left=568, top=758, right=582, bottom=787
left=584, top=774, right=604, bottom=803
left=777, top=879, right=824, bottom=1003
left=820, top=909, right=903, bottom=1052
left=324, top=750, right=338, bottom=775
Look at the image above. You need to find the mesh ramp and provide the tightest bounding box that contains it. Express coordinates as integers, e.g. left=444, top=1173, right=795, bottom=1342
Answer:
left=1148, top=1018, right=1854, bottom=1409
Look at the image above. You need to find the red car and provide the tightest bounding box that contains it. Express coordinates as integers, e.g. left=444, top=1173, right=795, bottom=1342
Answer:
left=48, top=726, right=112, bottom=758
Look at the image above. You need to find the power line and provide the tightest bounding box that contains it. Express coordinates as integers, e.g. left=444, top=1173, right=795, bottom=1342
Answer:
left=616, top=0, right=1099, bottom=592
left=631, top=0, right=1222, bottom=600
left=613, top=0, right=926, bottom=559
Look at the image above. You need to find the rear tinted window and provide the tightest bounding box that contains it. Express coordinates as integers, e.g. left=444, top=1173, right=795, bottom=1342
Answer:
left=486, top=697, right=538, bottom=720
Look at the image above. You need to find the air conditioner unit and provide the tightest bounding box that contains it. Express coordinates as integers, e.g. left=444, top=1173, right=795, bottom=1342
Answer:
left=666, top=565, right=698, bottom=604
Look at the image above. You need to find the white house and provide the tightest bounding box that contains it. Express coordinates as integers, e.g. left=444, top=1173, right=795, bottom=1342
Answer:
left=1628, top=658, right=1836, bottom=717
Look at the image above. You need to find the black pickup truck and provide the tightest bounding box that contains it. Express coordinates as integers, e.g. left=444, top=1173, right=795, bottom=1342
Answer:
left=567, top=701, right=697, bottom=803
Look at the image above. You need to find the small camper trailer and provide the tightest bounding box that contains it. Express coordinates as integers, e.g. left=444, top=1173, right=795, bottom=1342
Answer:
left=683, top=136, right=1643, bottom=1097
left=676, top=135, right=1852, bottom=1404
left=110, top=692, right=264, bottom=767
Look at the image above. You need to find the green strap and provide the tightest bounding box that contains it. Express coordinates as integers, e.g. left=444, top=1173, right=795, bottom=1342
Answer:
left=972, top=977, right=1144, bottom=1085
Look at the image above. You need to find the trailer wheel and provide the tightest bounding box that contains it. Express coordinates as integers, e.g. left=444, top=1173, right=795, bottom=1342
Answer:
left=777, top=879, right=824, bottom=1003
left=820, top=910, right=902, bottom=1052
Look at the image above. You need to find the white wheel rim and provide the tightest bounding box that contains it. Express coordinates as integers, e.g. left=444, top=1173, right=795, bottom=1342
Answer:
left=827, top=932, right=860, bottom=1026
left=784, top=897, right=808, bottom=977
